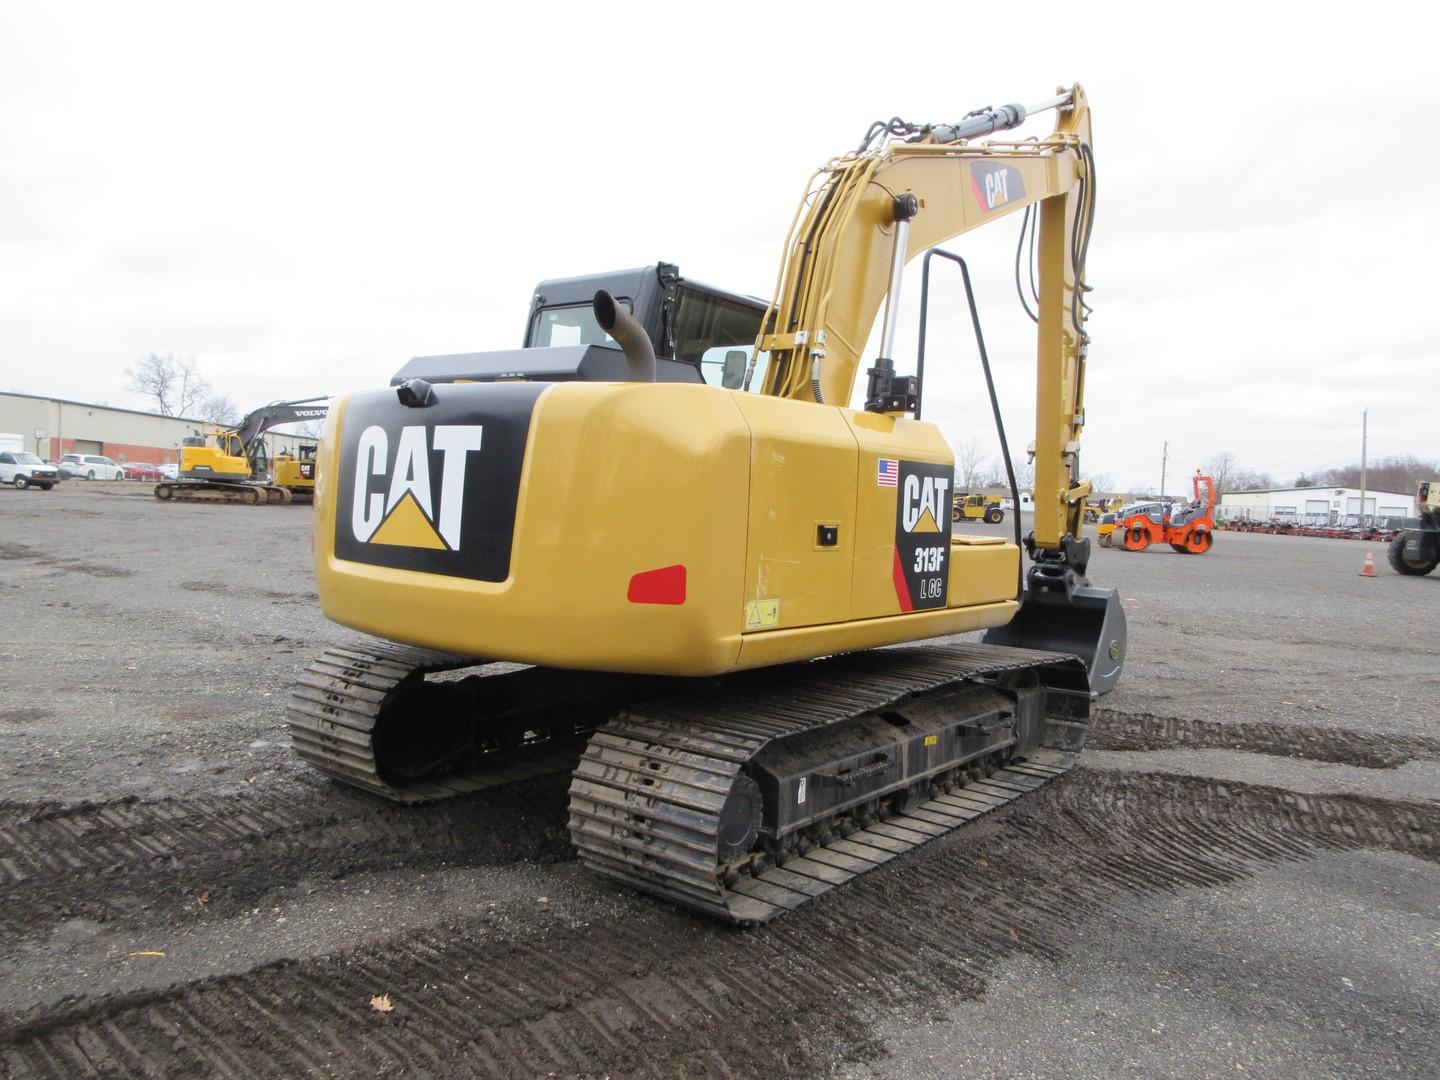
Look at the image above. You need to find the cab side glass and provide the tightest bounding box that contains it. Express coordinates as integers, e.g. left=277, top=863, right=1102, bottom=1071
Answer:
left=531, top=303, right=623, bottom=349
left=676, top=286, right=767, bottom=392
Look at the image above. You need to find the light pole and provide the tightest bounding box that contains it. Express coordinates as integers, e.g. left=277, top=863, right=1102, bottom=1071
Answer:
left=1359, top=408, right=1368, bottom=527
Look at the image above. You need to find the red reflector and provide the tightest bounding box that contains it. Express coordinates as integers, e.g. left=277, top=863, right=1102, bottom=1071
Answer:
left=627, top=564, right=686, bottom=605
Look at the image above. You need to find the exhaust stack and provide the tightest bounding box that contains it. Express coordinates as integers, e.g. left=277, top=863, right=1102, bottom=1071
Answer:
left=593, top=290, right=656, bottom=382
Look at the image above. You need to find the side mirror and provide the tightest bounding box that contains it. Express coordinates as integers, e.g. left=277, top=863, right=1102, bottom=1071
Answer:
left=721, top=349, right=747, bottom=390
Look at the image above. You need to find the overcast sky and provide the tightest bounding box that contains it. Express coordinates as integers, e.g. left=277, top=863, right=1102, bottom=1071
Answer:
left=3, top=2, right=1436, bottom=492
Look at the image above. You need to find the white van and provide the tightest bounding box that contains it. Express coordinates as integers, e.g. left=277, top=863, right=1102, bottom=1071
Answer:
left=0, top=449, right=60, bottom=490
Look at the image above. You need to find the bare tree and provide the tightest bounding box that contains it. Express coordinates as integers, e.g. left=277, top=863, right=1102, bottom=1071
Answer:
left=952, top=437, right=987, bottom=492
left=126, top=353, right=210, bottom=416
left=199, top=395, right=240, bottom=424
left=1230, top=468, right=1275, bottom=491
left=1085, top=471, right=1115, bottom=496
left=1203, top=451, right=1238, bottom=494
left=1315, top=455, right=1438, bottom=495
left=1016, top=459, right=1035, bottom=492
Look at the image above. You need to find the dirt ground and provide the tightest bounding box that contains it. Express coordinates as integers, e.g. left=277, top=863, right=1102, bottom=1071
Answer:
left=0, top=484, right=1435, bottom=1078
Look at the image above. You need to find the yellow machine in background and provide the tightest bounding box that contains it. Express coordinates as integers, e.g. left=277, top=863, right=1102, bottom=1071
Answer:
left=289, top=86, right=1125, bottom=924
left=952, top=492, right=1006, bottom=524
left=272, top=444, right=319, bottom=496
left=1389, top=481, right=1440, bottom=575
left=1084, top=495, right=1124, bottom=522
left=155, top=398, right=328, bottom=505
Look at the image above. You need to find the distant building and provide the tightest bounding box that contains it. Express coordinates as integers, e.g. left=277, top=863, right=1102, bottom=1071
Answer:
left=0, top=390, right=313, bottom=466
left=1220, top=486, right=1415, bottom=525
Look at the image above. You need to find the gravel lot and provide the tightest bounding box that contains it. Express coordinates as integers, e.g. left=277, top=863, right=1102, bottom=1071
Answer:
left=1, top=484, right=1435, bottom=1077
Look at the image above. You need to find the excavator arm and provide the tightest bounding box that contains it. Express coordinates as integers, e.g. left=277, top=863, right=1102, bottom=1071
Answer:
left=228, top=397, right=331, bottom=453
left=760, top=86, right=1094, bottom=557
left=758, top=86, right=1121, bottom=691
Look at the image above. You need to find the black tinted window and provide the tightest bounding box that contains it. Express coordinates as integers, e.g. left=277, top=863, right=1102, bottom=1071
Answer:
left=672, top=288, right=762, bottom=367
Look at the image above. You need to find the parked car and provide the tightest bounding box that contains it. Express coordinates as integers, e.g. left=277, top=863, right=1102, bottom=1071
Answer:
left=58, top=453, right=125, bottom=480
left=159, top=463, right=179, bottom=480
left=122, top=461, right=163, bottom=481
left=0, top=450, right=61, bottom=490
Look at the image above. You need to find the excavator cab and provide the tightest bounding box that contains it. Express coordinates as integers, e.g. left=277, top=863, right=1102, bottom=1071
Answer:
left=521, top=263, right=769, bottom=386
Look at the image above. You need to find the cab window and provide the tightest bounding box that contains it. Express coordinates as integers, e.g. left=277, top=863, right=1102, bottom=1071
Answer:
left=0, top=453, right=12, bottom=464
left=674, top=287, right=767, bottom=392
left=530, top=303, right=624, bottom=349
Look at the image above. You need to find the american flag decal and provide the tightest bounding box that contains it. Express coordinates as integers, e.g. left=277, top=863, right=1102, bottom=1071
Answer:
left=877, top=458, right=898, bottom=487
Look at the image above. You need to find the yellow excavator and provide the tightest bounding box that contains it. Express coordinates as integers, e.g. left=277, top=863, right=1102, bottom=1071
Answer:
left=288, top=86, right=1125, bottom=923
left=155, top=397, right=329, bottom=505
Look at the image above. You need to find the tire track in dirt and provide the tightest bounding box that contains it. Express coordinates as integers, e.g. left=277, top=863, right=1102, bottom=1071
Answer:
left=0, top=775, right=576, bottom=946
left=1088, top=710, right=1440, bottom=768
left=2, top=770, right=1435, bottom=1078
left=0, top=541, right=135, bottom=579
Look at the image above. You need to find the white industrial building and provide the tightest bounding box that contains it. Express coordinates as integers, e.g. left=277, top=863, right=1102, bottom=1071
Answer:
left=1219, top=486, right=1415, bottom=526
left=0, top=391, right=314, bottom=466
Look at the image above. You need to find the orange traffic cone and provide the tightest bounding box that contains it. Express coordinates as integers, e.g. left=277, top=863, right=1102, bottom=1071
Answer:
left=1360, top=550, right=1377, bottom=577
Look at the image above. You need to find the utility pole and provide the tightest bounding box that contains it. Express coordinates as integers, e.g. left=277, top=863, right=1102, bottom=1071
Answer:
left=1359, top=408, right=1368, bottom=527
left=1160, top=441, right=1168, bottom=498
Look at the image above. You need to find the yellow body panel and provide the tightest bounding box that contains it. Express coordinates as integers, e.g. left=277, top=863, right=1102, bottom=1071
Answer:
left=732, top=395, right=856, bottom=631
left=314, top=382, right=1022, bottom=677
left=734, top=600, right=1016, bottom=669
left=947, top=539, right=1020, bottom=608
left=316, top=384, right=751, bottom=675
left=179, top=443, right=251, bottom=481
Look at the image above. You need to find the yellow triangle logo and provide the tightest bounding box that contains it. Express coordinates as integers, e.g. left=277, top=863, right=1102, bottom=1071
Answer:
left=913, top=507, right=941, bottom=533
left=369, top=491, right=447, bottom=550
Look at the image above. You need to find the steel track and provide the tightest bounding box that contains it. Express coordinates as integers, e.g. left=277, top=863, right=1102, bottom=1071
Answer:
left=286, top=643, right=583, bottom=803
left=287, top=639, right=1090, bottom=921
left=568, top=642, right=1088, bottom=923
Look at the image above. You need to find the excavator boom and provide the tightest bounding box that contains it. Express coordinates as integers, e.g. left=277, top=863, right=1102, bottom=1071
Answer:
left=762, top=88, right=1093, bottom=553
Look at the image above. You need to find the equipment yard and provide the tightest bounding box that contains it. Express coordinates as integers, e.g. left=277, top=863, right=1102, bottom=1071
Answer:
left=1, top=484, right=1434, bottom=1078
